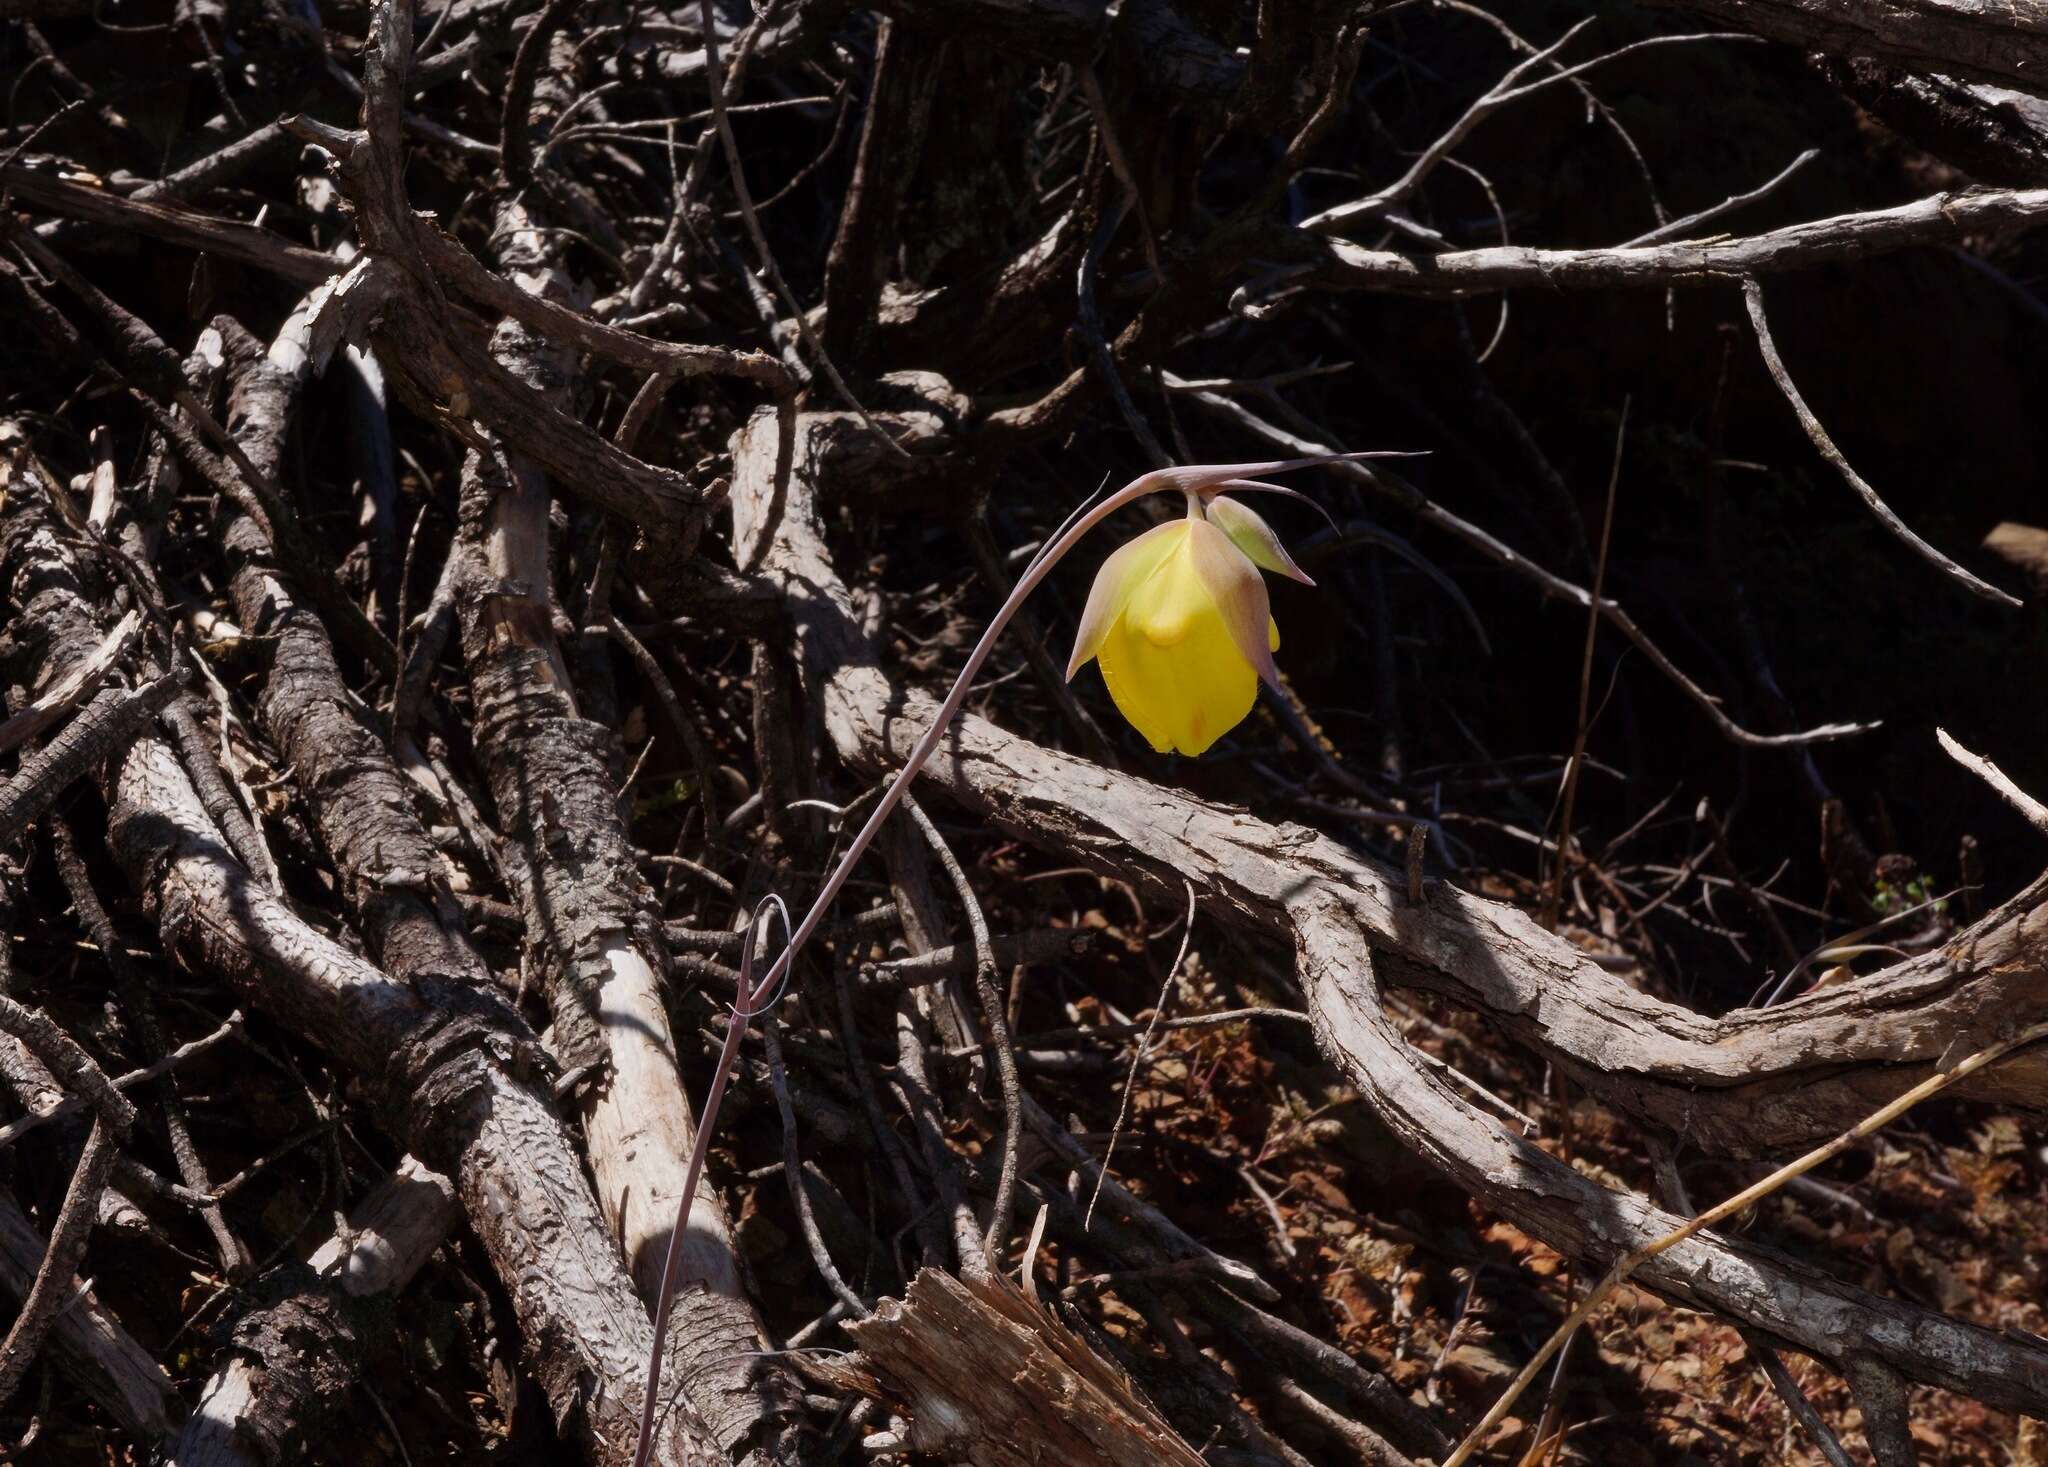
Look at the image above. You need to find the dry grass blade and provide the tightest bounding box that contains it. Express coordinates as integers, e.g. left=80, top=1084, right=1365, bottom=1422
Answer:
left=1443, top=1015, right=2048, bottom=1465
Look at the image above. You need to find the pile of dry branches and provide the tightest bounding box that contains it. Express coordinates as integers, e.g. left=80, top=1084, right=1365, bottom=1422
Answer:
left=2, top=0, right=2047, bottom=1462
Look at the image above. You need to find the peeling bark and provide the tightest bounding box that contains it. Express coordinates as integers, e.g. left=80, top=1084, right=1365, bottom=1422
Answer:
left=1636, top=0, right=2048, bottom=95
left=0, top=473, right=725, bottom=1467
left=448, top=187, right=796, bottom=1462
left=829, top=1268, right=1209, bottom=1466
left=169, top=1158, right=460, bottom=1467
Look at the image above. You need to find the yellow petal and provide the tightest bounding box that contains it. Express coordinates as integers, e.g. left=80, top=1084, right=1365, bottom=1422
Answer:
left=1181, top=517, right=1277, bottom=686
left=1123, top=521, right=1213, bottom=649
left=1096, top=582, right=1260, bottom=757
left=1066, top=520, right=1189, bottom=678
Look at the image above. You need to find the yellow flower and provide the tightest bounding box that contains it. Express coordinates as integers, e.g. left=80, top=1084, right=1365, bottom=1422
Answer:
left=1066, top=496, right=1310, bottom=756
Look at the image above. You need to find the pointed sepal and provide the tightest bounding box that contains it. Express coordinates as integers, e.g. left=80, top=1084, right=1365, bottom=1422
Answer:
left=1205, top=494, right=1314, bottom=586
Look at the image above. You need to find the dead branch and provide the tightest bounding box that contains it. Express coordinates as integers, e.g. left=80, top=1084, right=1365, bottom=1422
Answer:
left=0, top=672, right=185, bottom=846
left=0, top=1011, right=241, bottom=1150
left=1938, top=727, right=2048, bottom=834
left=0, top=1183, right=173, bottom=1439
left=0, top=609, right=137, bottom=757
left=0, top=164, right=336, bottom=285
left=168, top=1157, right=460, bottom=1467
left=1255, top=186, right=2048, bottom=300
left=1742, top=276, right=2020, bottom=606
left=413, top=0, right=797, bottom=1447
left=1634, top=0, right=2048, bottom=93
left=729, top=400, right=2048, bottom=1413
left=0, top=1119, right=119, bottom=1411
left=0, top=471, right=725, bottom=1467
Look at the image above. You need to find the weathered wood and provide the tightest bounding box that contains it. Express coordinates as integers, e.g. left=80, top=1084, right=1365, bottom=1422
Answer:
left=829, top=1268, right=1207, bottom=1467
left=0, top=609, right=137, bottom=757
left=440, top=40, right=794, bottom=1443
left=729, top=401, right=2048, bottom=1416
left=216, top=302, right=490, bottom=995
left=0, top=471, right=725, bottom=1467
left=0, top=1183, right=174, bottom=1440
left=168, top=1157, right=460, bottom=1467
left=1821, top=60, right=2048, bottom=185
left=0, top=671, right=185, bottom=847
left=1635, top=0, right=2048, bottom=95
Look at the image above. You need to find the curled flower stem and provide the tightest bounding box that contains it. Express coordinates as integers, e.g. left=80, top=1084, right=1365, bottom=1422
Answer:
left=630, top=452, right=1390, bottom=1466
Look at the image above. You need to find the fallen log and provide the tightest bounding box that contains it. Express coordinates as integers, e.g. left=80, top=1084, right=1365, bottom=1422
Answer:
left=0, top=457, right=727, bottom=1467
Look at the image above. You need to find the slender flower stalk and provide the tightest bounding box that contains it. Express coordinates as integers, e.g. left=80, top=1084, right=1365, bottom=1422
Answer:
left=629, top=452, right=1399, bottom=1467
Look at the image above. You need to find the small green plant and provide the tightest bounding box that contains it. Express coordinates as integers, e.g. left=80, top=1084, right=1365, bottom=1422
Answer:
left=1871, top=868, right=1942, bottom=917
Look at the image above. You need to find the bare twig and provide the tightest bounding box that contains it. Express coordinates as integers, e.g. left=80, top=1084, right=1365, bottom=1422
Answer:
left=1937, top=727, right=2048, bottom=834
left=1260, top=187, right=2048, bottom=301
left=1747, top=1342, right=1857, bottom=1467
left=0, top=1011, right=243, bottom=1150
left=761, top=1010, right=870, bottom=1318
left=0, top=1120, right=119, bottom=1411
left=1541, top=401, right=1626, bottom=931
left=1622, top=149, right=1821, bottom=246
left=1088, top=881, right=1196, bottom=1229
left=1444, top=1014, right=2048, bottom=1463
left=1743, top=277, right=2020, bottom=607
left=694, top=0, right=909, bottom=456
left=903, top=793, right=1021, bottom=1269
left=51, top=817, right=246, bottom=1275
left=1303, top=24, right=1753, bottom=233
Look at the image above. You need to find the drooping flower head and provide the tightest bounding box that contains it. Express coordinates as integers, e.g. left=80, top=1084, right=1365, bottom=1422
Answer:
left=1066, top=467, right=1324, bottom=757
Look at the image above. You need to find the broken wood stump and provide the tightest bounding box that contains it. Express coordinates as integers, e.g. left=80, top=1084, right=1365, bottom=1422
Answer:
left=822, top=1268, right=1206, bottom=1467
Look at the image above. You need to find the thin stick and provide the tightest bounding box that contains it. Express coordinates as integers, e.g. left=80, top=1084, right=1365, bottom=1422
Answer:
left=1542, top=400, right=1626, bottom=930
left=696, top=0, right=910, bottom=458
left=1937, top=727, right=2048, bottom=835
left=1655, top=1146, right=1856, bottom=1467
left=1442, top=1015, right=2048, bottom=1466
left=1747, top=1336, right=1856, bottom=1466
left=1622, top=149, right=1818, bottom=247
left=0, top=1012, right=244, bottom=1149
left=760, top=1011, right=869, bottom=1317
left=902, top=794, right=1021, bottom=1272
left=1089, top=881, right=1197, bottom=1229
left=0, top=1120, right=118, bottom=1410
left=1742, top=278, right=2019, bottom=607
left=51, top=819, right=246, bottom=1274
left=1303, top=27, right=1753, bottom=233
